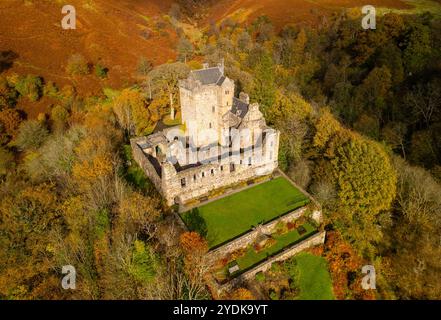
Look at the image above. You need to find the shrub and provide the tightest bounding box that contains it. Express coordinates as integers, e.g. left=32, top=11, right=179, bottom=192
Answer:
left=183, top=208, right=208, bottom=238
left=269, top=290, right=279, bottom=300
left=274, top=221, right=288, bottom=235
left=66, top=54, right=89, bottom=76
left=51, top=105, right=69, bottom=130
left=271, top=262, right=281, bottom=273
left=43, top=81, right=59, bottom=98
left=128, top=240, right=158, bottom=283
left=14, top=120, right=49, bottom=151
left=255, top=271, right=265, bottom=282
left=15, top=75, right=42, bottom=101
left=95, top=63, right=108, bottom=79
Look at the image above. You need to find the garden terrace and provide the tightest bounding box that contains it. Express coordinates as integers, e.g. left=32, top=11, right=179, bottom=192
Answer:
left=180, top=176, right=310, bottom=248
left=214, top=222, right=318, bottom=282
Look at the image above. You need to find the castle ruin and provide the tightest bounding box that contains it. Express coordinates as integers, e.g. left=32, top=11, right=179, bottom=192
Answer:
left=131, top=63, right=280, bottom=206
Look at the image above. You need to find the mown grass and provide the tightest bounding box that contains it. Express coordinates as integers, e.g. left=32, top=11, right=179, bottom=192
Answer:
left=293, top=252, right=335, bottom=300
left=181, top=177, right=310, bottom=248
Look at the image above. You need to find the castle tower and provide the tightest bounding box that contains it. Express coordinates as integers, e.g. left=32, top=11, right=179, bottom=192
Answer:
left=179, top=63, right=234, bottom=147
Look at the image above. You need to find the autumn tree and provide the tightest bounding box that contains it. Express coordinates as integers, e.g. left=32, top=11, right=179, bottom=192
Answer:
left=327, top=130, right=397, bottom=256
left=383, top=157, right=441, bottom=299
left=177, top=36, right=194, bottom=62
left=251, top=50, right=276, bottom=113
left=0, top=183, right=63, bottom=299
left=14, top=119, right=48, bottom=151
left=113, top=88, right=151, bottom=136
left=147, top=62, right=190, bottom=119
left=0, top=147, right=14, bottom=176
left=403, top=22, right=432, bottom=74
left=51, top=105, right=69, bottom=131
left=137, top=57, right=153, bottom=78
left=0, top=107, right=22, bottom=141
left=354, top=66, right=392, bottom=121
left=66, top=54, right=89, bottom=76
left=118, top=191, right=161, bottom=237
left=15, top=75, right=42, bottom=101
left=179, top=232, right=209, bottom=299
left=229, top=288, right=255, bottom=300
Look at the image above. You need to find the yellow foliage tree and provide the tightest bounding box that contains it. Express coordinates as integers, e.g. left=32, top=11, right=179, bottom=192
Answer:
left=113, top=88, right=151, bottom=136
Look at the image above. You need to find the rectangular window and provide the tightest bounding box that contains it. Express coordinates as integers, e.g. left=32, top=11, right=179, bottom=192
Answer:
left=248, top=157, right=252, bottom=166
left=202, top=172, right=205, bottom=178
left=181, top=178, right=186, bottom=187
left=209, top=122, right=212, bottom=129
left=230, top=163, right=235, bottom=172
left=211, top=169, right=214, bottom=175
left=220, top=165, right=223, bottom=171
left=193, top=174, right=196, bottom=181
left=212, top=106, right=215, bottom=113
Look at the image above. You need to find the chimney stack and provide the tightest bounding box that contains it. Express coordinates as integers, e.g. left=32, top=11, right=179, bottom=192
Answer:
left=218, top=58, right=225, bottom=75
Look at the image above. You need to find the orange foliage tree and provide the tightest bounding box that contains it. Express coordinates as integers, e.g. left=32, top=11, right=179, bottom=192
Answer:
left=229, top=288, right=255, bottom=300
left=323, top=230, right=375, bottom=300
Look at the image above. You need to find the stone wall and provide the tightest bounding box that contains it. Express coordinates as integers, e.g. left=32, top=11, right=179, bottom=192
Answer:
left=213, top=231, right=326, bottom=295
left=205, top=206, right=307, bottom=265
left=131, top=134, right=279, bottom=207
left=162, top=158, right=278, bottom=206
left=130, top=139, right=163, bottom=192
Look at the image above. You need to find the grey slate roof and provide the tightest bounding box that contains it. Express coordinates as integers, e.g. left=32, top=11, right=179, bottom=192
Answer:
left=190, top=67, right=223, bottom=85
left=216, top=75, right=226, bottom=86
left=231, top=97, right=249, bottom=119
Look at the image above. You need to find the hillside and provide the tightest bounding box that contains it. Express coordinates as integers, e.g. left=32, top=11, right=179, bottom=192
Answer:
left=202, top=0, right=414, bottom=28
left=0, top=0, right=177, bottom=94
left=2, top=0, right=441, bottom=97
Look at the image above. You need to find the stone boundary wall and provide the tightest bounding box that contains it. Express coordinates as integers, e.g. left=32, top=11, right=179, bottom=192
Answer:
left=214, top=230, right=326, bottom=295
left=205, top=206, right=307, bottom=265
left=130, top=139, right=163, bottom=192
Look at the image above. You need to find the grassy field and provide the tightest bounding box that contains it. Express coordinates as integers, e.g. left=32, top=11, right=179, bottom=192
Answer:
left=294, top=252, right=335, bottom=300
left=181, top=177, right=310, bottom=248
left=378, top=0, right=441, bottom=16
left=236, top=223, right=317, bottom=272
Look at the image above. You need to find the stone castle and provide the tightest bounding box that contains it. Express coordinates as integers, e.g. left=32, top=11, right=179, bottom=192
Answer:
left=131, top=63, right=280, bottom=206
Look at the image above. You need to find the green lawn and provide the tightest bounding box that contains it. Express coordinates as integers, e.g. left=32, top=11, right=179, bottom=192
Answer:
left=294, top=252, right=335, bottom=300
left=236, top=223, right=317, bottom=272
left=181, top=177, right=310, bottom=248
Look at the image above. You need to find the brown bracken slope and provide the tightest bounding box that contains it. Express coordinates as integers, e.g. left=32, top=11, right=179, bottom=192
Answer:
left=203, top=0, right=411, bottom=28
left=0, top=0, right=177, bottom=95
left=0, top=0, right=414, bottom=95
